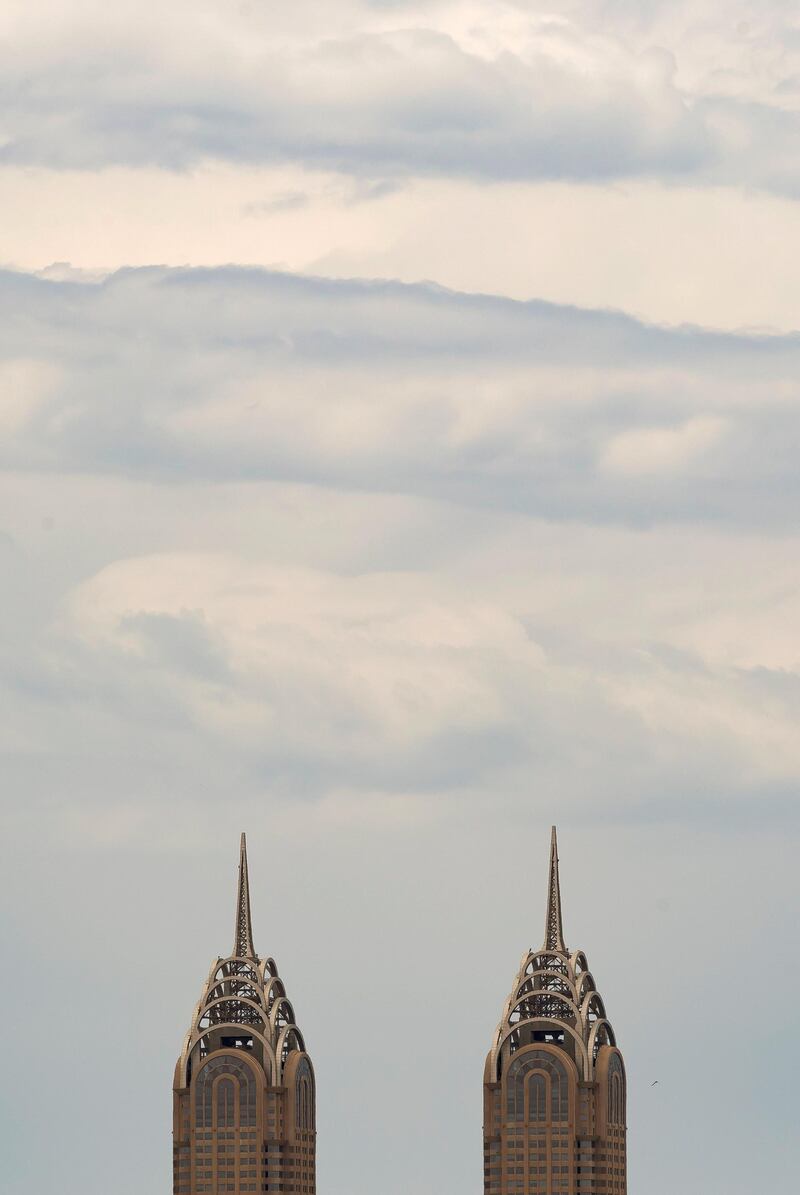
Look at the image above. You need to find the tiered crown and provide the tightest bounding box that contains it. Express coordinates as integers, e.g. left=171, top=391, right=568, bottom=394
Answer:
left=487, top=828, right=617, bottom=1083
left=174, top=834, right=307, bottom=1088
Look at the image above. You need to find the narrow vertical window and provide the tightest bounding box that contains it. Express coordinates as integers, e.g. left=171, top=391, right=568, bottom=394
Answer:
left=216, top=1078, right=235, bottom=1127
left=529, top=1073, right=547, bottom=1121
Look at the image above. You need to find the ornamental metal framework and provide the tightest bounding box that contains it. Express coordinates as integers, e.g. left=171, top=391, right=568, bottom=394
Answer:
left=483, top=828, right=627, bottom=1195
left=173, top=835, right=316, bottom=1195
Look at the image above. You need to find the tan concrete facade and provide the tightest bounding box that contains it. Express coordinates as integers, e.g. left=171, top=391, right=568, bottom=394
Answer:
left=173, top=835, right=316, bottom=1195
left=483, top=829, right=626, bottom=1195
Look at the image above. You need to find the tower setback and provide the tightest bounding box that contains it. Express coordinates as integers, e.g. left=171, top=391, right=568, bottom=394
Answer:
left=483, top=828, right=626, bottom=1195
left=173, top=835, right=316, bottom=1194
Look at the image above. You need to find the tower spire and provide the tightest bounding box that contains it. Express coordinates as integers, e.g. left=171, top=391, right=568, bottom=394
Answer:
left=542, top=825, right=566, bottom=953
left=233, top=832, right=256, bottom=959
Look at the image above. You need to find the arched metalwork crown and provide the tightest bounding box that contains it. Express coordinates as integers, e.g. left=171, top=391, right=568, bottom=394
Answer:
left=488, top=827, right=617, bottom=1083
left=175, top=834, right=308, bottom=1088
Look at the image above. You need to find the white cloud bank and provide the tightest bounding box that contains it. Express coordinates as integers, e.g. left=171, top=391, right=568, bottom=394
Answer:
left=2, top=0, right=800, bottom=194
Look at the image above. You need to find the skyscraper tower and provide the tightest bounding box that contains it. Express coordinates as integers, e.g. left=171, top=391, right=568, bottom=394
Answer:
left=173, top=835, right=316, bottom=1194
left=483, top=828, right=626, bottom=1195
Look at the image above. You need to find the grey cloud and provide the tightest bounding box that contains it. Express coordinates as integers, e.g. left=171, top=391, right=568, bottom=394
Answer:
left=1, top=265, right=800, bottom=530
left=117, top=610, right=232, bottom=681
left=2, top=14, right=800, bottom=194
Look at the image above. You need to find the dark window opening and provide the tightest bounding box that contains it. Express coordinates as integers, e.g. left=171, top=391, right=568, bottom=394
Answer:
left=222, top=1036, right=254, bottom=1050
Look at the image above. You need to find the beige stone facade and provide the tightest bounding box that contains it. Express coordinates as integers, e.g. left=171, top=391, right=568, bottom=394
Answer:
left=483, top=829, right=627, bottom=1195
left=173, top=835, right=316, bottom=1194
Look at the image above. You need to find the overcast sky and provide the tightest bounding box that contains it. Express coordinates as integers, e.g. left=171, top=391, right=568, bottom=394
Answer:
left=1, top=3, right=798, bottom=1194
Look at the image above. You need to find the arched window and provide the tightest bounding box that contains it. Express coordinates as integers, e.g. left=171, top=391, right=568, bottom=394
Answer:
left=608, top=1053, right=625, bottom=1126
left=506, top=1050, right=570, bottom=1122
left=295, top=1057, right=315, bottom=1130
left=195, top=1056, right=258, bottom=1128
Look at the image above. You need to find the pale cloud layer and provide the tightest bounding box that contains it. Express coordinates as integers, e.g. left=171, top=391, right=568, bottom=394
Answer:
left=1, top=5, right=799, bottom=1195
